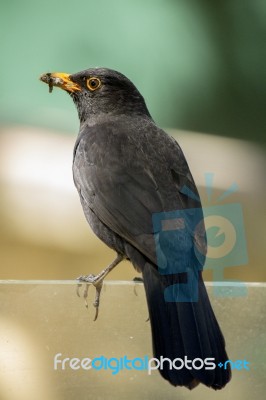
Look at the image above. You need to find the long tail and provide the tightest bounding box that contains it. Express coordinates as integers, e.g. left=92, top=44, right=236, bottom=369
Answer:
left=142, top=263, right=231, bottom=390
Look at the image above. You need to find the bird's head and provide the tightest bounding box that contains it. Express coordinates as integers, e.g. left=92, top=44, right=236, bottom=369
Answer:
left=40, top=68, right=151, bottom=123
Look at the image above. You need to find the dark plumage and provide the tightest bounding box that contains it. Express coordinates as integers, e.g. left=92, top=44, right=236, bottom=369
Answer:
left=40, top=68, right=231, bottom=390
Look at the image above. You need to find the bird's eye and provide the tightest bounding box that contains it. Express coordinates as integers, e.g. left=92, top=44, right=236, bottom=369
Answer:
left=86, top=77, right=101, bottom=91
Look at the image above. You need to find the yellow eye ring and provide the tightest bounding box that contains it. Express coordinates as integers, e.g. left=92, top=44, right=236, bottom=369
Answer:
left=86, top=77, right=101, bottom=91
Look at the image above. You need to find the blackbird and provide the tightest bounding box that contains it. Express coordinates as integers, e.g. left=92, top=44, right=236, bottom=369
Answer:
left=40, top=68, right=231, bottom=390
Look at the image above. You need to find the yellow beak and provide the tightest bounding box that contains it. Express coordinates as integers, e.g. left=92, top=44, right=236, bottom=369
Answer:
left=39, top=72, right=81, bottom=93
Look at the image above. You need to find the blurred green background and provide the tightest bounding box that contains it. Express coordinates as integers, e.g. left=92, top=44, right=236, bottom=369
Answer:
left=0, top=0, right=265, bottom=282
left=1, top=0, right=265, bottom=142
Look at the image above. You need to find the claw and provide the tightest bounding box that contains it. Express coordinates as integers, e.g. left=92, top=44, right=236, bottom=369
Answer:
left=75, top=253, right=124, bottom=321
left=76, top=282, right=83, bottom=297
left=133, top=276, right=144, bottom=296
left=76, top=274, right=104, bottom=320
left=83, top=284, right=89, bottom=308
left=132, top=277, right=149, bottom=321
left=76, top=280, right=89, bottom=307
left=92, top=280, right=103, bottom=321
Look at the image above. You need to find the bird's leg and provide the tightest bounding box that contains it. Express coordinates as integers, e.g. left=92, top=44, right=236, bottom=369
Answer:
left=76, top=253, right=124, bottom=320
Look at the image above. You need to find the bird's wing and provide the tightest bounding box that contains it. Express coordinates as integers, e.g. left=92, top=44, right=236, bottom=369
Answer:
left=73, top=119, right=206, bottom=266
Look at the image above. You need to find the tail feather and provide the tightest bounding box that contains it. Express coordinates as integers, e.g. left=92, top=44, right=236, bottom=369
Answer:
left=142, top=263, right=231, bottom=390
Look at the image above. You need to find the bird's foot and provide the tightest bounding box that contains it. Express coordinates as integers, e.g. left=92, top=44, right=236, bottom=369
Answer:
left=76, top=253, right=124, bottom=321
left=76, top=274, right=103, bottom=321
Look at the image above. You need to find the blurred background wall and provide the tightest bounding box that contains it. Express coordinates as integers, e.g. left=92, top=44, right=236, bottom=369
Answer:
left=0, top=0, right=265, bottom=281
